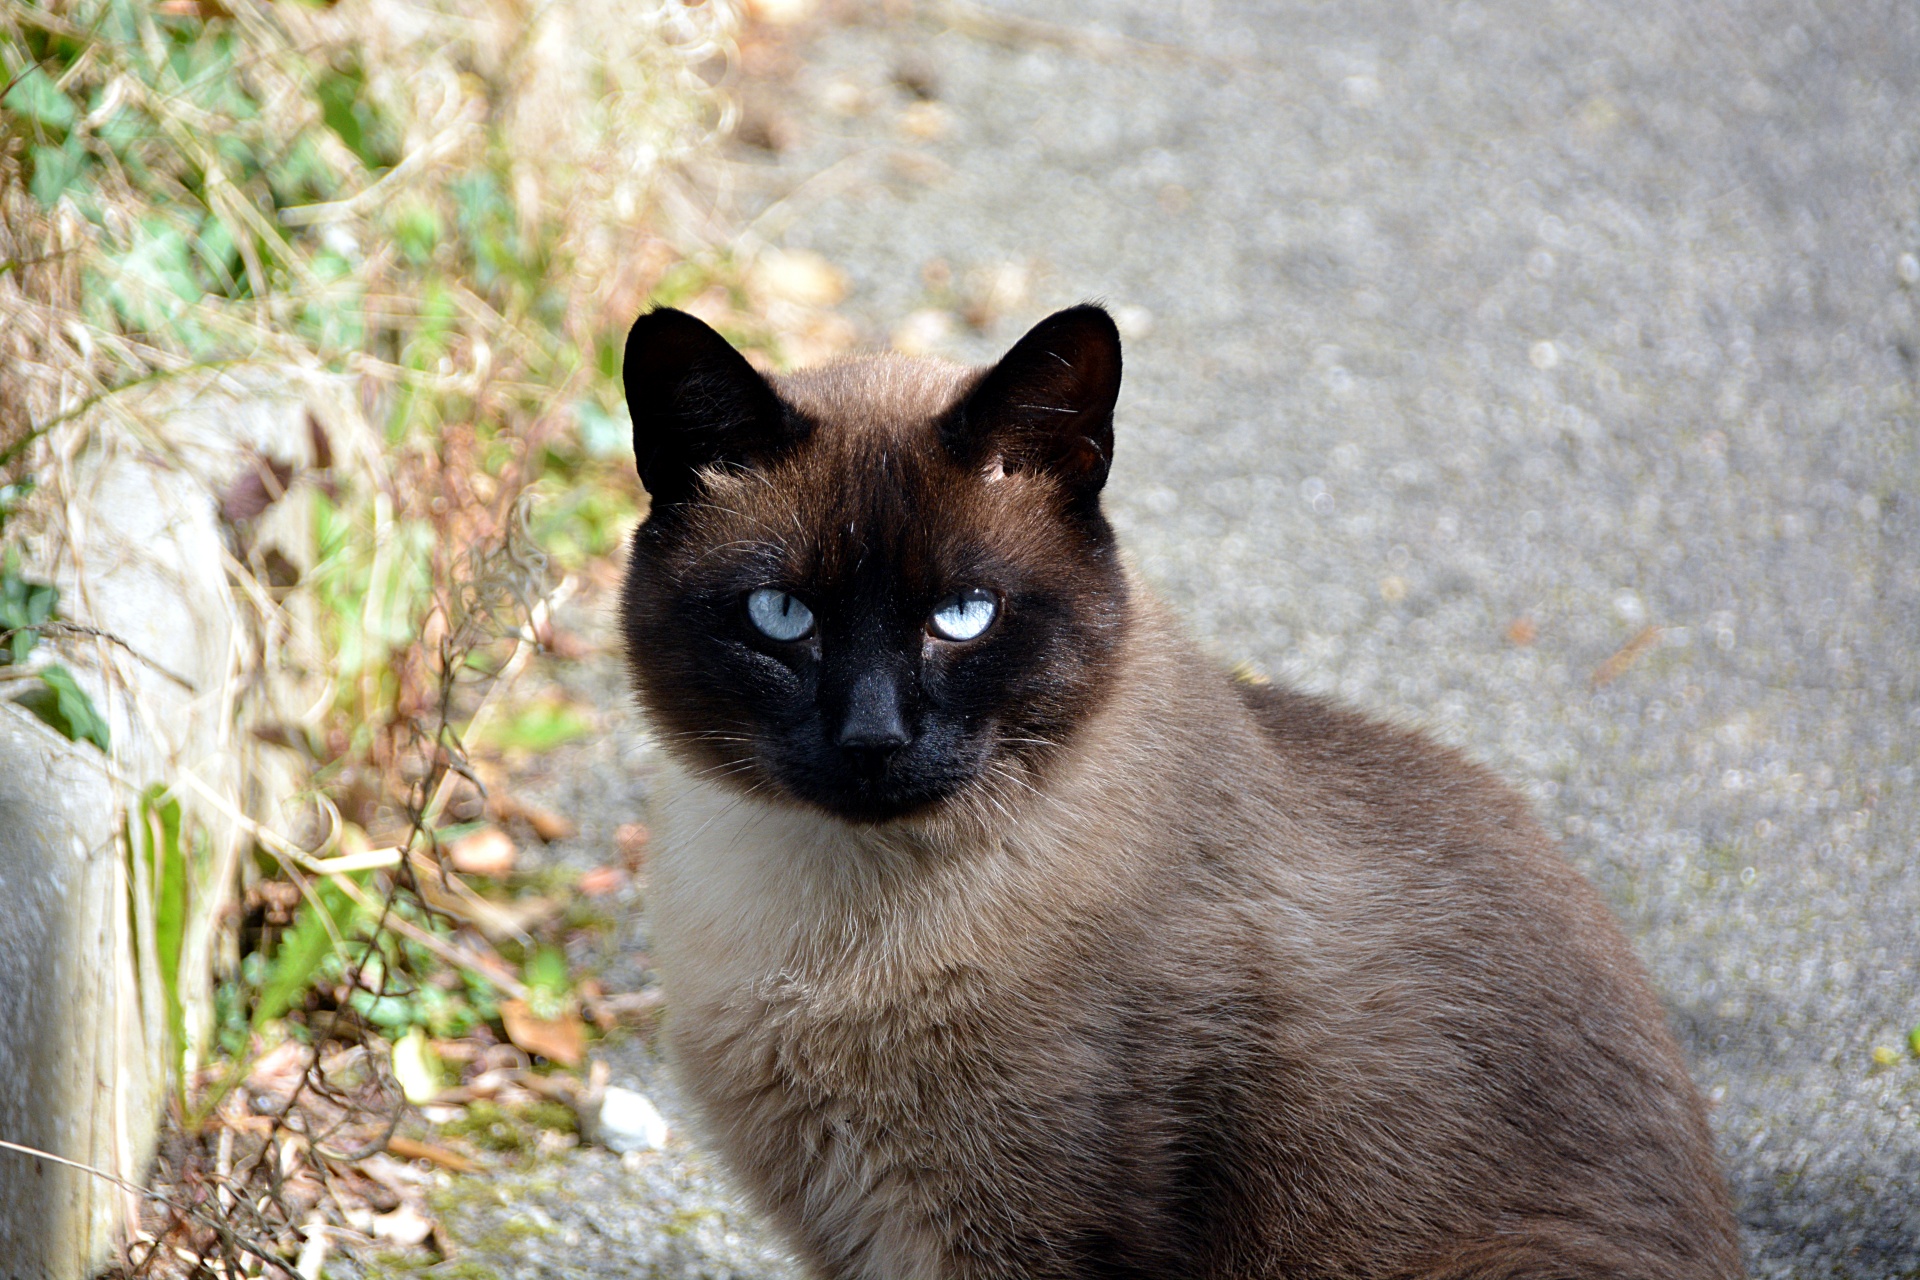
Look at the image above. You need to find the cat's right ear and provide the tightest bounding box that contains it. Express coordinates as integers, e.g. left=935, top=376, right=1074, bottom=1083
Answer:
left=623, top=307, right=796, bottom=508
left=943, top=305, right=1122, bottom=516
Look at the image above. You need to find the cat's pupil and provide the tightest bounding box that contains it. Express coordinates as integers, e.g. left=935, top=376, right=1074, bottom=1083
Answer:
left=747, top=588, right=814, bottom=642
left=929, top=589, right=997, bottom=642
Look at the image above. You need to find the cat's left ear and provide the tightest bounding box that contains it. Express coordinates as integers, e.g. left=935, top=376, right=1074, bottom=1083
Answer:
left=623, top=307, right=797, bottom=508
left=944, top=305, right=1122, bottom=512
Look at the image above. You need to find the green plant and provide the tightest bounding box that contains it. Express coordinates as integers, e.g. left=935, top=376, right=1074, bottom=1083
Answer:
left=127, top=785, right=189, bottom=1091
left=1, top=566, right=110, bottom=749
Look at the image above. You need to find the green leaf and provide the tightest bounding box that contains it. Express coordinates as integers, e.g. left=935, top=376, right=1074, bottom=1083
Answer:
left=472, top=697, right=593, bottom=754
left=131, top=786, right=189, bottom=1088
left=0, top=478, right=34, bottom=537
left=522, top=945, right=571, bottom=1021
left=106, top=223, right=203, bottom=334
left=3, top=65, right=77, bottom=130
left=0, top=569, right=58, bottom=664
left=313, top=63, right=393, bottom=170
left=255, top=876, right=363, bottom=1028
left=391, top=202, right=442, bottom=266
left=15, top=665, right=111, bottom=751
left=28, top=137, right=89, bottom=209
left=523, top=945, right=568, bottom=995
left=348, top=989, right=417, bottom=1030
left=193, top=212, right=242, bottom=297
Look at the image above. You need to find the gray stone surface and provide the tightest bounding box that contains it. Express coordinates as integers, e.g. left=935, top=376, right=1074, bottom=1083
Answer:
left=714, top=2, right=1919, bottom=1276
left=0, top=702, right=154, bottom=1280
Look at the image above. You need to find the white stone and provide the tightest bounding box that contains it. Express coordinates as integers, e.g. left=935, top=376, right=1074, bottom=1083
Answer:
left=595, top=1086, right=670, bottom=1153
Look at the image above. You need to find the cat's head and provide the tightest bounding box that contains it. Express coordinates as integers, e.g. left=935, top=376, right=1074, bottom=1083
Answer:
left=619, top=305, right=1130, bottom=824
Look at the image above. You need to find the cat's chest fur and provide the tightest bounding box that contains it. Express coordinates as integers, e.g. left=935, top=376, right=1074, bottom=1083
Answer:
left=648, top=766, right=1149, bottom=1280
left=647, top=662, right=1239, bottom=1110
left=645, top=646, right=1311, bottom=1279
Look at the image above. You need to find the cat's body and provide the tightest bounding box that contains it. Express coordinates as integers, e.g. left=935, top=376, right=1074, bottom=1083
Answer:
left=620, top=306, right=1741, bottom=1280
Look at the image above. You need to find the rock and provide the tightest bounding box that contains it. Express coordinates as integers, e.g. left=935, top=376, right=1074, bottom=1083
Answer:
left=591, top=1086, right=670, bottom=1153
left=0, top=703, right=155, bottom=1280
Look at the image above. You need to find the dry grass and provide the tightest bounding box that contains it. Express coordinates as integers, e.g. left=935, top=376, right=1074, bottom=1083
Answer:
left=0, top=0, right=826, bottom=1273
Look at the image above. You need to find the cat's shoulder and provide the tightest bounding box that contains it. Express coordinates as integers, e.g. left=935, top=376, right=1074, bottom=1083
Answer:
left=1230, top=676, right=1547, bottom=854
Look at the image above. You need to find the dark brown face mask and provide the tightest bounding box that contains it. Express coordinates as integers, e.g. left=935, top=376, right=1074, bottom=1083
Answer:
left=619, top=305, right=1130, bottom=822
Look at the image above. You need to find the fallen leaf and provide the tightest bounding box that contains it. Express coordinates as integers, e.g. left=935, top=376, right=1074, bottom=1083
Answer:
left=306, top=410, right=333, bottom=469
left=578, top=865, right=628, bottom=896
left=499, top=999, right=586, bottom=1067
left=220, top=453, right=295, bottom=522
left=385, top=1135, right=479, bottom=1173
left=1590, top=625, right=1661, bottom=689
left=295, top=1213, right=328, bottom=1280
left=615, top=822, right=651, bottom=870
left=355, top=1152, right=431, bottom=1194
left=489, top=794, right=577, bottom=842
left=245, top=1039, right=312, bottom=1100
left=446, top=826, right=516, bottom=877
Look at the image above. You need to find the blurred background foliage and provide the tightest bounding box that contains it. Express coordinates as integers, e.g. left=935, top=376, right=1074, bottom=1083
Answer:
left=0, top=0, right=830, bottom=1269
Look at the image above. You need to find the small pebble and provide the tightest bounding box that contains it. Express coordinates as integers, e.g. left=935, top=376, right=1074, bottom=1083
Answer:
left=597, top=1086, right=671, bottom=1153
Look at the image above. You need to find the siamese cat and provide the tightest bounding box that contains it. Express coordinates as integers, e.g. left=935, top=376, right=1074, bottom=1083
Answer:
left=618, top=304, right=1741, bottom=1280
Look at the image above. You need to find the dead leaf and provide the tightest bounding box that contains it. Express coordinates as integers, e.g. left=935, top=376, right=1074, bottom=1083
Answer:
left=245, top=1039, right=312, bottom=1100
left=578, top=865, right=628, bottom=896
left=488, top=794, right=577, bottom=842
left=499, top=1000, right=586, bottom=1067
left=306, top=410, right=333, bottom=469
left=385, top=1135, right=478, bottom=1173
left=446, top=826, right=516, bottom=877
left=355, top=1152, right=430, bottom=1195
left=220, top=453, right=295, bottom=522
left=615, top=822, right=651, bottom=870
left=1591, top=625, right=1662, bottom=689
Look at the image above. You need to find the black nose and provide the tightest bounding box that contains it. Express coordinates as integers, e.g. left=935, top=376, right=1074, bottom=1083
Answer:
left=836, top=669, right=911, bottom=759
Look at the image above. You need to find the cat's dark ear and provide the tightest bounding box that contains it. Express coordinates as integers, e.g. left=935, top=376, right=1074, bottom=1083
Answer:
left=943, top=305, right=1122, bottom=512
left=623, top=307, right=796, bottom=507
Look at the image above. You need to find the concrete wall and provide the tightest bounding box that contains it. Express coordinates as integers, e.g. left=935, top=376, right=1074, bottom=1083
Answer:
left=0, top=372, right=361, bottom=1277
left=0, top=704, right=155, bottom=1280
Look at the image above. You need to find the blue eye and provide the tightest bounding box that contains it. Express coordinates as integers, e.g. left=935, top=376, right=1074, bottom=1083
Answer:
left=747, top=588, right=815, bottom=641
left=928, top=589, right=997, bottom=642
